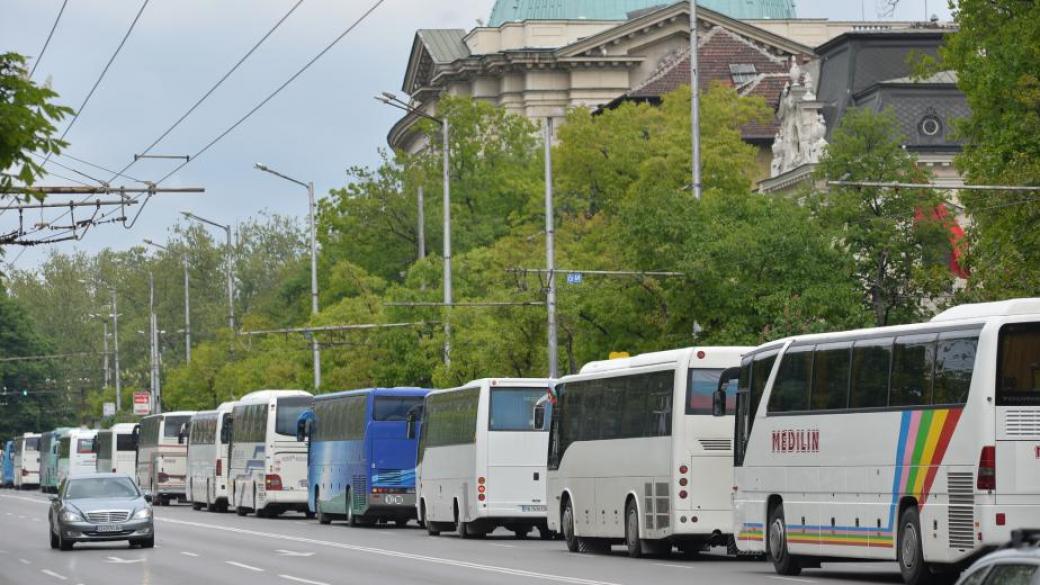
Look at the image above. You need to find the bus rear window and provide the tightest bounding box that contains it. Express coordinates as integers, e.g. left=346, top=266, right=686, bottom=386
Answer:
left=76, top=439, right=94, bottom=454
left=163, top=416, right=191, bottom=439
left=25, top=438, right=39, bottom=450
left=998, top=323, right=1040, bottom=406
left=116, top=434, right=136, bottom=451
left=276, top=396, right=314, bottom=437
left=687, top=369, right=735, bottom=415
left=373, top=397, right=424, bottom=422
left=490, top=388, right=550, bottom=431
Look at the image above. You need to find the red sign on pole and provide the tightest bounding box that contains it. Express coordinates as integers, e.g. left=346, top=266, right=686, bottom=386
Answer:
left=133, top=392, right=151, bottom=416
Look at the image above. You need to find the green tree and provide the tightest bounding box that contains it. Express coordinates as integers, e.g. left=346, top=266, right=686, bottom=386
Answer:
left=0, top=289, right=65, bottom=437
left=936, top=0, right=1040, bottom=297
left=814, top=107, right=955, bottom=326
left=0, top=52, right=73, bottom=197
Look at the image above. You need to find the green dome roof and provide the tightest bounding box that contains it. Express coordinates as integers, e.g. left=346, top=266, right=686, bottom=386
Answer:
left=488, top=0, right=796, bottom=25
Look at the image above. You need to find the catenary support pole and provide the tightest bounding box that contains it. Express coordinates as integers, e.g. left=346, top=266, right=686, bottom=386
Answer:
left=544, top=117, right=558, bottom=379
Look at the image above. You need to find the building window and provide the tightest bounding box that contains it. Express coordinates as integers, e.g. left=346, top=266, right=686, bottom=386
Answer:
left=729, top=64, right=758, bottom=85
left=919, top=115, right=943, bottom=137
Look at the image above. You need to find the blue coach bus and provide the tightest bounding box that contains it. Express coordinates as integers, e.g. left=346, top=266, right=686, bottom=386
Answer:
left=301, top=387, right=430, bottom=527
left=1, top=440, right=14, bottom=487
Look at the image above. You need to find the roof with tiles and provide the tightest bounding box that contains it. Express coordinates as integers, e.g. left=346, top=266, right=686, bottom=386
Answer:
left=488, top=0, right=796, bottom=25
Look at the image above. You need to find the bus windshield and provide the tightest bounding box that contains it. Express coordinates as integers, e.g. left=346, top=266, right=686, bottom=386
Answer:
left=163, top=416, right=191, bottom=440
left=489, top=387, right=550, bottom=431
left=998, top=323, right=1040, bottom=406
left=276, top=397, right=314, bottom=437
left=373, top=396, right=424, bottom=422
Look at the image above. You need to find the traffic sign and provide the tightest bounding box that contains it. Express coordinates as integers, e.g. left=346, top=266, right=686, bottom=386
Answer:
left=133, top=392, right=151, bottom=416
left=566, top=272, right=583, bottom=285
left=103, top=402, right=116, bottom=417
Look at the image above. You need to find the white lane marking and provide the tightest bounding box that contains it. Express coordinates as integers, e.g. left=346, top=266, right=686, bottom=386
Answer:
left=105, top=556, right=145, bottom=564
left=226, top=561, right=265, bottom=572
left=653, top=563, right=694, bottom=570
left=19, top=558, right=31, bottom=565
left=0, top=494, right=48, bottom=505
left=180, top=551, right=200, bottom=557
left=41, top=569, right=68, bottom=581
left=279, top=575, right=330, bottom=585
left=162, top=518, right=624, bottom=585
left=769, top=577, right=817, bottom=584
left=488, top=543, right=517, bottom=549
left=276, top=549, right=315, bottom=557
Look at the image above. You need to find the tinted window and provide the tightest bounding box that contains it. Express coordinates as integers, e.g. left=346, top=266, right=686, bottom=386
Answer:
left=812, top=344, right=851, bottom=411
left=982, top=564, right=1036, bottom=585
left=373, top=396, right=424, bottom=422
left=489, top=388, right=550, bottom=431
left=276, top=396, right=313, bottom=437
left=315, top=395, right=366, bottom=442
left=163, top=416, right=191, bottom=440
left=933, top=333, right=978, bottom=405
left=116, top=434, right=136, bottom=451
left=59, top=439, right=70, bottom=458
left=66, top=477, right=139, bottom=499
left=769, top=347, right=812, bottom=413
left=25, top=438, right=39, bottom=450
left=76, top=439, right=94, bottom=455
left=422, top=387, right=480, bottom=449
left=957, top=566, right=989, bottom=585
left=891, top=335, right=936, bottom=407
left=997, top=323, right=1040, bottom=406
left=232, top=404, right=268, bottom=443
left=687, top=368, right=736, bottom=415
left=850, top=338, right=892, bottom=409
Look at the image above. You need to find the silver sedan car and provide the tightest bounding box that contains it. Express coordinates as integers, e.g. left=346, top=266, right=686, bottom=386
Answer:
left=48, top=473, right=154, bottom=551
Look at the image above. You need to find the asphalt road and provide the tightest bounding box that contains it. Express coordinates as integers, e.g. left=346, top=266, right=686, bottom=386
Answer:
left=0, top=491, right=906, bottom=585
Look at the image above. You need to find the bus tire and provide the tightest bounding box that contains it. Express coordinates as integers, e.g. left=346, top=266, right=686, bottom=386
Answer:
left=562, top=500, right=579, bottom=553
left=768, top=504, right=801, bottom=576
left=454, top=501, right=474, bottom=539
left=346, top=489, right=359, bottom=527
left=625, top=502, right=644, bottom=558
left=422, top=501, right=439, bottom=536
left=898, top=506, right=934, bottom=585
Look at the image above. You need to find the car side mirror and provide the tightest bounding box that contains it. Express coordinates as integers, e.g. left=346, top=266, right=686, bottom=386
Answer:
left=713, top=366, right=741, bottom=417
left=533, top=403, right=546, bottom=430
left=143, top=493, right=152, bottom=503
left=49, top=495, right=58, bottom=503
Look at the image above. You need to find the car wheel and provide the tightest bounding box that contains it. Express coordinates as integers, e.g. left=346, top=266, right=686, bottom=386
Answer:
left=768, top=503, right=801, bottom=576
left=49, top=527, right=58, bottom=550
left=58, top=531, right=73, bottom=551
left=138, top=536, right=155, bottom=549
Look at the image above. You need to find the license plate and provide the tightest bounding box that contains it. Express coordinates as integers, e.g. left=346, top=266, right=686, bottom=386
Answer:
left=96, top=524, right=124, bottom=533
left=520, top=505, right=547, bottom=513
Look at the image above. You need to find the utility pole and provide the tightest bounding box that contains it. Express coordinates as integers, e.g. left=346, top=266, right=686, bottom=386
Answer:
left=180, top=212, right=235, bottom=332
left=111, top=289, right=122, bottom=411
left=148, top=272, right=162, bottom=414
left=144, top=239, right=192, bottom=364
left=544, top=118, right=558, bottom=379
left=101, top=322, right=110, bottom=388
left=690, top=0, right=702, bottom=200
left=417, top=185, right=426, bottom=261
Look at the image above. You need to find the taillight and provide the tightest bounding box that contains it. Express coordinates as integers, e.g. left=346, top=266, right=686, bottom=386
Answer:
left=112, top=468, right=117, bottom=473
left=21, top=469, right=27, bottom=477
left=478, top=493, right=486, bottom=501
left=978, top=446, right=996, bottom=491
left=478, top=476, right=486, bottom=485
left=679, top=490, right=688, bottom=499
left=265, top=474, right=283, bottom=491
left=477, top=476, right=486, bottom=501
left=157, top=472, right=169, bottom=483
left=679, top=465, right=688, bottom=474
left=216, top=459, right=222, bottom=477
left=679, top=478, right=688, bottom=487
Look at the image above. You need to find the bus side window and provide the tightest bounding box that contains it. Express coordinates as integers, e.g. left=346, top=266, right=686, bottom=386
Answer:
left=769, top=346, right=812, bottom=413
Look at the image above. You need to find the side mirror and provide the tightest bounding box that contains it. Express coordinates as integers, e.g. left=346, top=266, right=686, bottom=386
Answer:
left=533, top=403, right=546, bottom=430
left=143, top=493, right=152, bottom=503
left=713, top=366, right=741, bottom=417
left=49, top=495, right=58, bottom=503
left=177, top=424, right=187, bottom=445
left=131, top=426, right=140, bottom=450
left=405, top=412, right=417, bottom=440
left=296, top=418, right=308, bottom=443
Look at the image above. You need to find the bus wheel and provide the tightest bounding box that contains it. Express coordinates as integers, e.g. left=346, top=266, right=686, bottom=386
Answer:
left=346, top=489, right=359, bottom=527
left=768, top=504, right=801, bottom=576
left=422, top=501, right=440, bottom=536
left=562, top=500, right=579, bottom=553
left=898, top=507, right=934, bottom=585
left=454, top=502, right=474, bottom=539
left=512, top=525, right=530, bottom=540
left=625, top=502, right=644, bottom=558
left=393, top=518, right=409, bottom=528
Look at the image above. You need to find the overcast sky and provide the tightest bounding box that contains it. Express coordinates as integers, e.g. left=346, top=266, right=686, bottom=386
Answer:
left=2, top=0, right=953, bottom=270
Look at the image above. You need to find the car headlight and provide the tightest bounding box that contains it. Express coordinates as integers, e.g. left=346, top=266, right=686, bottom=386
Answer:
left=132, top=507, right=152, bottom=520
left=61, top=509, right=84, bottom=522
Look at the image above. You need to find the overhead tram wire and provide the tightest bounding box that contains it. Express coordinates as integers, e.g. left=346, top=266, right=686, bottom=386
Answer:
left=108, top=0, right=306, bottom=184
left=28, top=0, right=70, bottom=78
left=155, top=0, right=387, bottom=186
left=58, top=152, right=147, bottom=184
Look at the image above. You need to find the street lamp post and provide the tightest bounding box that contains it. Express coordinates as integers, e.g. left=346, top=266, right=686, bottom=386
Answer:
left=254, top=163, right=321, bottom=390
left=181, top=212, right=235, bottom=332
left=144, top=239, right=192, bottom=364
left=148, top=271, right=162, bottom=414
left=111, top=289, right=121, bottom=410
left=375, top=92, right=452, bottom=365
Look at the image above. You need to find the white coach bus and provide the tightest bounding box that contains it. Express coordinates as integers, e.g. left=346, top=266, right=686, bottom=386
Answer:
left=725, top=298, right=1040, bottom=585
left=546, top=347, right=749, bottom=557
left=135, top=411, right=194, bottom=505
left=57, top=429, right=98, bottom=486
left=417, top=378, right=554, bottom=539
left=13, top=433, right=41, bottom=489
left=95, top=423, right=137, bottom=475
left=186, top=402, right=236, bottom=512
left=230, top=390, right=313, bottom=517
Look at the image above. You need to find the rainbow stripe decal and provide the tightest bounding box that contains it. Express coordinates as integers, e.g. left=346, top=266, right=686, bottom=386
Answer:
left=739, top=408, right=963, bottom=550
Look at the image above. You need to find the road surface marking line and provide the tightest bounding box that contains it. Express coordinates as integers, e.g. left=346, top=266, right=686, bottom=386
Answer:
left=769, top=577, right=817, bottom=584
left=41, top=569, right=68, bottom=581
left=0, top=494, right=50, bottom=505
left=180, top=551, right=199, bottom=557
left=488, top=543, right=516, bottom=549
left=279, top=575, right=330, bottom=585
left=653, top=563, right=694, bottom=570
left=226, top=561, right=265, bottom=572
left=19, top=558, right=31, bottom=565
left=161, top=518, right=623, bottom=585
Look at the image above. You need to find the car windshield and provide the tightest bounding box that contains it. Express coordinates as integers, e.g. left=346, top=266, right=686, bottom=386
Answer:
left=65, top=477, right=139, bottom=499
